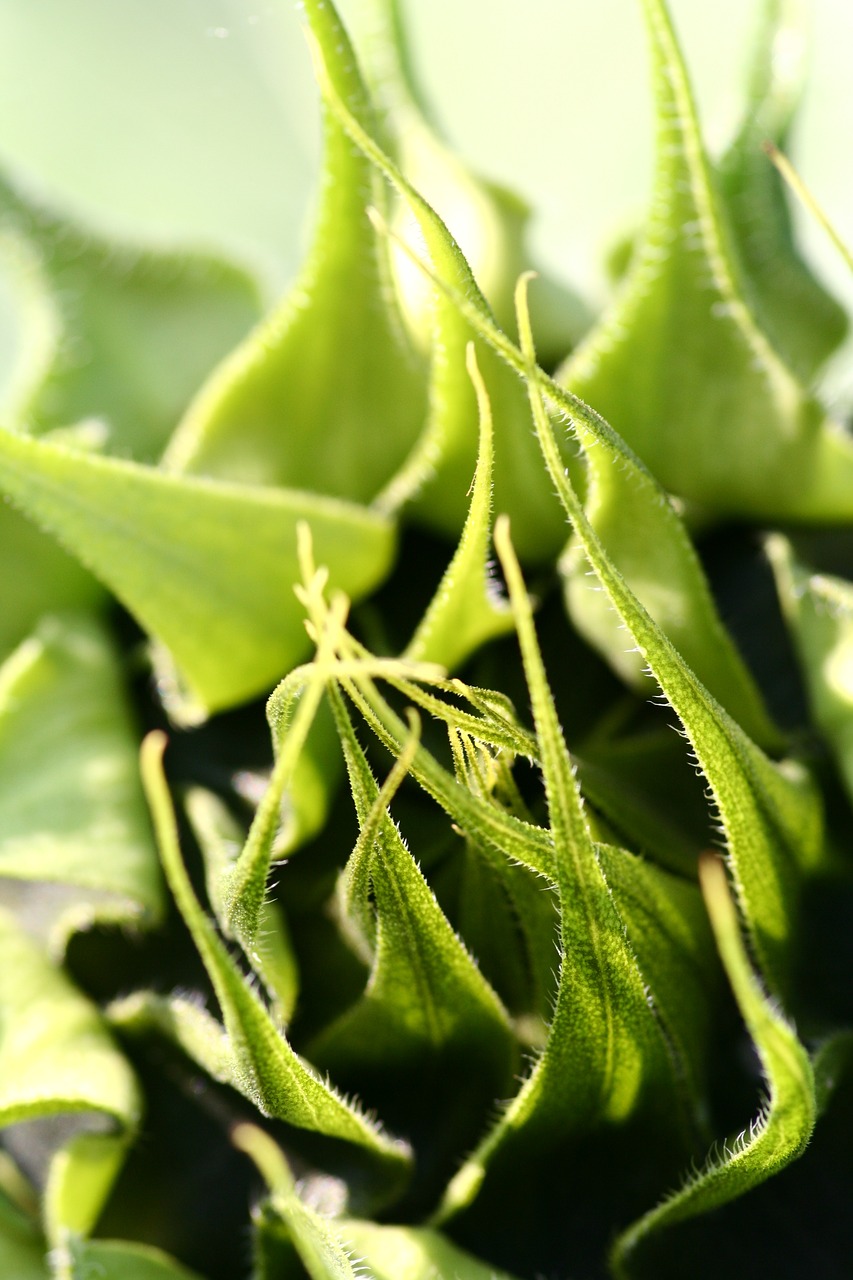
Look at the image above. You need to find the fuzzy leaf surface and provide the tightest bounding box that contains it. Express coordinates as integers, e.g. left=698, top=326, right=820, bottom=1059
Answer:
left=611, top=856, right=815, bottom=1276
left=140, top=733, right=410, bottom=1201
left=404, top=345, right=513, bottom=669
left=305, top=0, right=568, bottom=559
left=717, top=0, right=847, bottom=381
left=314, top=21, right=781, bottom=747
left=0, top=429, right=395, bottom=715
left=436, top=524, right=681, bottom=1222
left=309, top=692, right=515, bottom=1112
left=163, top=0, right=427, bottom=506
left=523, top=312, right=824, bottom=1001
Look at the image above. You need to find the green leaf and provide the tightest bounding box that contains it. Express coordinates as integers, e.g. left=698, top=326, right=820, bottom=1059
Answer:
left=522, top=310, right=825, bottom=1001
left=337, top=1220, right=523, bottom=1280
left=767, top=536, right=853, bottom=804
left=339, top=671, right=555, bottom=881
left=404, top=344, right=513, bottom=669
left=0, top=166, right=261, bottom=460
left=557, top=0, right=853, bottom=522
left=0, top=906, right=140, bottom=1244
left=0, top=910, right=140, bottom=1116
left=575, top=729, right=711, bottom=877
left=595, top=843, right=718, bottom=1120
left=0, top=429, right=396, bottom=716
left=68, top=1239, right=205, bottom=1280
left=0, top=1193, right=47, bottom=1279
left=0, top=505, right=101, bottom=661
left=237, top=1124, right=523, bottom=1280
left=311, top=17, right=781, bottom=750
left=0, top=165, right=261, bottom=660
left=0, top=612, right=162, bottom=951
left=234, top=1124, right=362, bottom=1280
left=163, top=0, right=427, bottom=507
left=308, top=691, right=515, bottom=1153
left=611, top=855, right=815, bottom=1277
left=184, top=788, right=299, bottom=1027
left=435, top=523, right=683, bottom=1222
left=221, top=554, right=347, bottom=951
left=452, top=848, right=558, bottom=1030
left=108, top=991, right=236, bottom=1093
left=717, top=0, right=847, bottom=381
left=139, top=732, right=411, bottom=1202
left=399, top=219, right=822, bottom=1000
left=305, top=0, right=569, bottom=560
left=343, top=0, right=590, bottom=363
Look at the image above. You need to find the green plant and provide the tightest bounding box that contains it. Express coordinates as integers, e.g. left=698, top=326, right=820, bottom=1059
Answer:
left=1, top=0, right=853, bottom=1276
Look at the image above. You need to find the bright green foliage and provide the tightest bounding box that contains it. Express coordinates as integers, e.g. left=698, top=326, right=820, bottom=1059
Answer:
left=404, top=344, right=514, bottom=668
left=521, top=307, right=825, bottom=1001
left=0, top=164, right=261, bottom=656
left=163, top=0, right=427, bottom=506
left=769, top=537, right=853, bottom=805
left=2, top=0, right=853, bottom=1277
left=434, top=521, right=707, bottom=1221
left=0, top=612, right=162, bottom=950
left=559, top=0, right=853, bottom=522
left=344, top=0, right=590, bottom=364
left=0, top=907, right=140, bottom=1252
left=717, top=0, right=848, bottom=381
left=139, top=732, right=411, bottom=1203
left=611, top=855, right=816, bottom=1276
left=317, top=47, right=782, bottom=747
left=0, top=429, right=395, bottom=715
left=304, top=0, right=570, bottom=559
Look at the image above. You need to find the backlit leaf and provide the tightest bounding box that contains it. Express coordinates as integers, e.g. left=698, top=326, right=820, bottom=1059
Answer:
left=0, top=612, right=161, bottom=952
left=558, top=0, right=853, bottom=522
left=305, top=0, right=569, bottom=560
left=717, top=0, right=847, bottom=381
left=611, top=855, right=815, bottom=1277
left=163, top=0, right=427, bottom=507
left=140, top=733, right=411, bottom=1202
left=0, top=429, right=395, bottom=716
left=0, top=166, right=260, bottom=460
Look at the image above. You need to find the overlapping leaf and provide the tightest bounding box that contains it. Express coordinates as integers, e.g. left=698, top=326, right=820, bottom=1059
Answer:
left=717, top=0, right=847, bottom=381
left=0, top=429, right=395, bottom=716
left=0, top=164, right=261, bottom=657
left=0, top=907, right=140, bottom=1252
left=236, top=1123, right=522, bottom=1280
left=163, top=0, right=427, bottom=507
left=0, top=612, right=162, bottom=951
left=139, top=732, right=411, bottom=1203
left=768, top=536, right=853, bottom=804
left=611, top=856, right=815, bottom=1277
left=184, top=788, right=299, bottom=1027
left=520, top=297, right=824, bottom=1002
left=435, top=524, right=708, bottom=1222
left=306, top=688, right=515, bottom=1174
left=309, top=0, right=781, bottom=748
left=366, top=158, right=824, bottom=1002
left=558, top=0, right=853, bottom=521
left=303, top=0, right=569, bottom=560
left=404, top=344, right=513, bottom=669
left=0, top=167, right=260, bottom=459
left=343, top=0, right=590, bottom=363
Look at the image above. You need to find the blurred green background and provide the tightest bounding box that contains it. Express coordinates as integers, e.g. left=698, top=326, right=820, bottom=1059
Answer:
left=0, top=0, right=850, bottom=385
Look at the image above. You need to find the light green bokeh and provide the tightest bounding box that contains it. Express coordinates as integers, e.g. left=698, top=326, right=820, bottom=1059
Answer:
left=0, top=1, right=848, bottom=357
